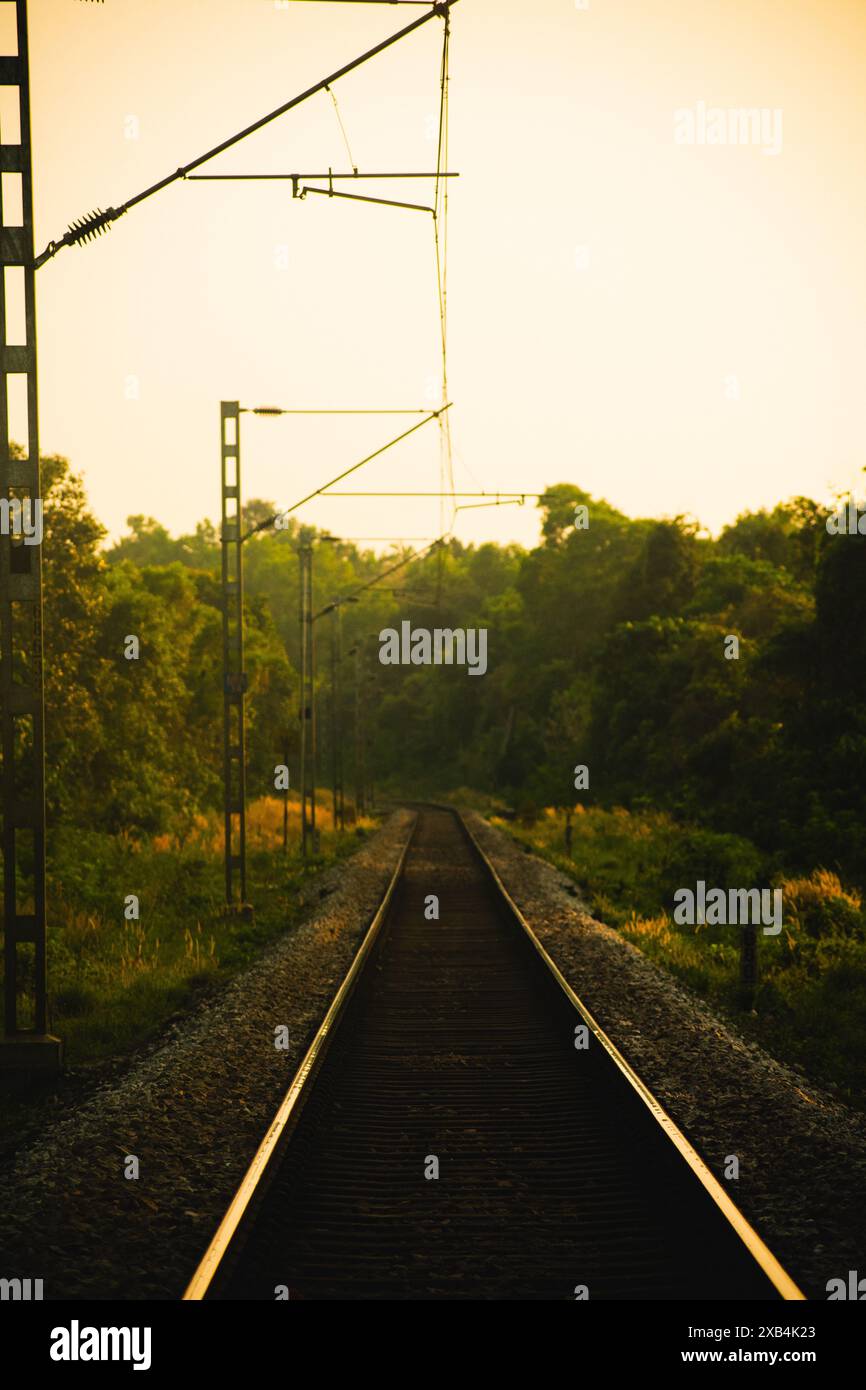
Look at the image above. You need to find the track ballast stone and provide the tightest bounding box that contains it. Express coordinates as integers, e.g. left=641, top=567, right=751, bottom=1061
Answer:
left=0, top=812, right=413, bottom=1300
left=2, top=806, right=862, bottom=1301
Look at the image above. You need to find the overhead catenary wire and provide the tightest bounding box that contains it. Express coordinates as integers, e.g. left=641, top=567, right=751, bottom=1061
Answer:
left=239, top=405, right=452, bottom=542
left=186, top=19, right=462, bottom=564
left=328, top=496, right=526, bottom=615
left=242, top=406, right=434, bottom=414
left=188, top=172, right=459, bottom=181
left=318, top=490, right=543, bottom=499
left=337, top=532, right=449, bottom=605
left=453, top=498, right=525, bottom=513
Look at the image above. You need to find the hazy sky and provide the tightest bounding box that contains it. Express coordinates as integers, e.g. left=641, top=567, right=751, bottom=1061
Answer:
left=20, top=0, right=866, bottom=550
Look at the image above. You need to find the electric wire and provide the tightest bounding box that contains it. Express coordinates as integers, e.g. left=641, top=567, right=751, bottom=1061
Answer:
left=239, top=405, right=452, bottom=542
left=35, top=2, right=459, bottom=267
left=325, top=84, right=358, bottom=173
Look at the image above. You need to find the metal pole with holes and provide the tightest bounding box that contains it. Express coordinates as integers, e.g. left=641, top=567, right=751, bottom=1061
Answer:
left=330, top=604, right=338, bottom=833
left=336, top=603, right=345, bottom=831
left=353, top=646, right=363, bottom=819
left=310, top=565, right=318, bottom=852
left=221, top=402, right=247, bottom=908
left=0, top=1, right=59, bottom=1069
left=298, top=543, right=311, bottom=857
left=740, top=924, right=758, bottom=1006
left=282, top=739, right=289, bottom=854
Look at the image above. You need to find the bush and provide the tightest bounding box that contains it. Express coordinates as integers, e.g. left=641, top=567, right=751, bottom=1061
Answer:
left=781, top=869, right=865, bottom=939
left=660, top=828, right=764, bottom=897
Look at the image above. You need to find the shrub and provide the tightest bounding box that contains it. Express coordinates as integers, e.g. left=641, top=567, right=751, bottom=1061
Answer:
left=660, top=828, right=764, bottom=896
left=781, top=869, right=865, bottom=939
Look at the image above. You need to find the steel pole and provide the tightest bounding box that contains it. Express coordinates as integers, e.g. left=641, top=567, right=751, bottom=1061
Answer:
left=221, top=402, right=247, bottom=907
left=330, top=603, right=338, bottom=833
left=282, top=741, right=289, bottom=854
left=298, top=545, right=310, bottom=858
left=336, top=604, right=345, bottom=831
left=0, top=0, right=59, bottom=1069
left=310, top=562, right=318, bottom=852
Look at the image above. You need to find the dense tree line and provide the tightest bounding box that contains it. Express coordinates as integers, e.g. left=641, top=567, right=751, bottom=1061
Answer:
left=41, top=455, right=866, bottom=884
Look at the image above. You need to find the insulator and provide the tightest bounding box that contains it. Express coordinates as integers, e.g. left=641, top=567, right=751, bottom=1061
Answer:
left=65, top=207, right=124, bottom=248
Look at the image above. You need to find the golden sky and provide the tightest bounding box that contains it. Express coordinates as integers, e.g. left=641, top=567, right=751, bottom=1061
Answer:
left=20, top=0, right=866, bottom=549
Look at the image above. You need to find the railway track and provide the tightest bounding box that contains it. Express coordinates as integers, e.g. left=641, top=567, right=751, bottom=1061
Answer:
left=185, top=806, right=804, bottom=1301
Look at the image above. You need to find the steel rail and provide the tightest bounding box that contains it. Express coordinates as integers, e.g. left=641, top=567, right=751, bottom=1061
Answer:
left=183, top=813, right=417, bottom=1300
left=184, top=805, right=806, bottom=1302
left=458, top=812, right=806, bottom=1303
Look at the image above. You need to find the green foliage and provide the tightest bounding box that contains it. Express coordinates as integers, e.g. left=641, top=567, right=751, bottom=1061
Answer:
left=507, top=807, right=866, bottom=1109
left=718, top=497, right=827, bottom=586
left=33, top=458, right=861, bottom=888
left=500, top=806, right=765, bottom=927
left=10, top=449, right=866, bottom=1097
left=614, top=519, right=700, bottom=623
left=659, top=828, right=765, bottom=895
left=41, top=466, right=294, bottom=838
left=43, top=813, right=366, bottom=1064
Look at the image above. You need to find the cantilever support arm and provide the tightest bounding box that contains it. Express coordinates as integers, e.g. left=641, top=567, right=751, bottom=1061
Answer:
left=34, top=0, right=459, bottom=269
left=299, top=184, right=435, bottom=215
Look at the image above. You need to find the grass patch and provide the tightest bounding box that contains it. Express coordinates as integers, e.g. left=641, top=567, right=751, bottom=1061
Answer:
left=2, top=794, right=376, bottom=1068
left=497, top=805, right=866, bottom=1111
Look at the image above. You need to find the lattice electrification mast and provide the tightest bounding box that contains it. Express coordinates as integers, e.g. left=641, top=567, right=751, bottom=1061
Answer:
left=220, top=405, right=449, bottom=878
left=221, top=402, right=248, bottom=909
left=0, top=2, right=59, bottom=1069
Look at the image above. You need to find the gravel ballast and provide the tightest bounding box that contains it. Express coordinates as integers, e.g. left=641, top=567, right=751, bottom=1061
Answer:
left=1, top=805, right=862, bottom=1301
